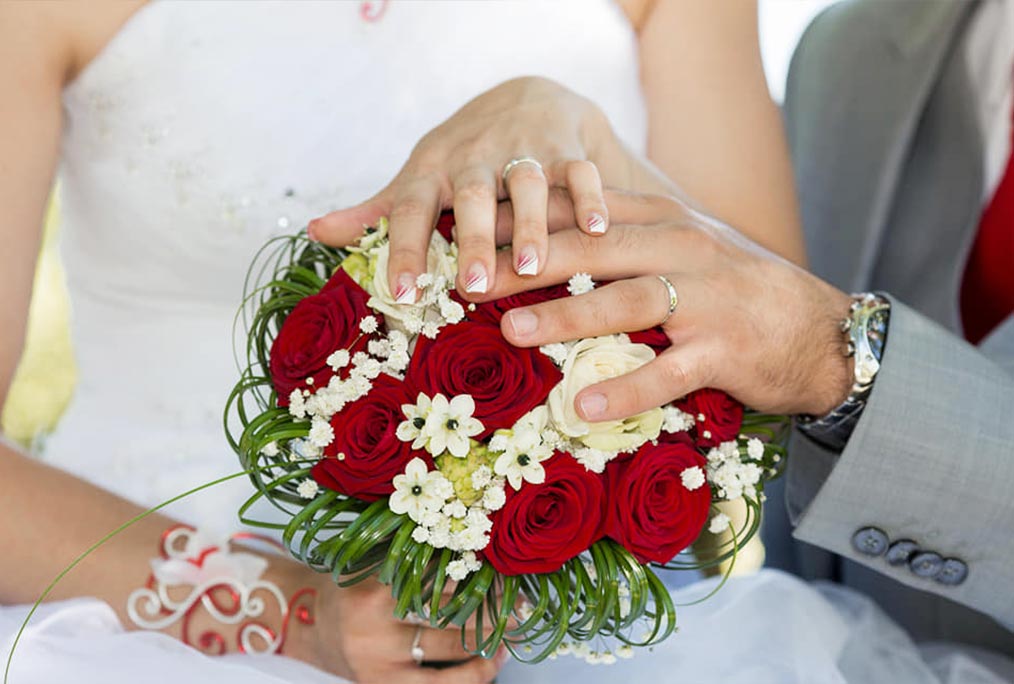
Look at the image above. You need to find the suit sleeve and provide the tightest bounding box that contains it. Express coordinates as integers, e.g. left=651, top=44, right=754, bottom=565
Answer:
left=786, top=298, right=1014, bottom=627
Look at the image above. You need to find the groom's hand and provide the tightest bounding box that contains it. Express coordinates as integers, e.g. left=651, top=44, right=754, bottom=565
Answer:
left=480, top=192, right=854, bottom=420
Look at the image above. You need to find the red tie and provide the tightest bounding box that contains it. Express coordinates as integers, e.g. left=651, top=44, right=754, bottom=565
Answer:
left=960, top=107, right=1014, bottom=345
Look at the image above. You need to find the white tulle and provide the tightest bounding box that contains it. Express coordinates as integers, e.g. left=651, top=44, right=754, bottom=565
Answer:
left=5, top=1, right=1012, bottom=682
left=5, top=571, right=1013, bottom=683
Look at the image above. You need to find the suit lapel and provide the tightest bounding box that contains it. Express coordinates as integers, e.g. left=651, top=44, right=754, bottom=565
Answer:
left=791, top=0, right=978, bottom=292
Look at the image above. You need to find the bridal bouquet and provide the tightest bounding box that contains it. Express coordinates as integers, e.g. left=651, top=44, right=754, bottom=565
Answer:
left=226, top=215, right=787, bottom=663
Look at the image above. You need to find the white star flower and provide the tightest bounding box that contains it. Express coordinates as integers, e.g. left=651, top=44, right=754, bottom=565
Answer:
left=681, top=465, right=706, bottom=491
left=388, top=458, right=451, bottom=524
left=567, top=272, right=595, bottom=296
left=424, top=394, right=484, bottom=458
left=397, top=393, right=433, bottom=449
left=297, top=478, right=319, bottom=499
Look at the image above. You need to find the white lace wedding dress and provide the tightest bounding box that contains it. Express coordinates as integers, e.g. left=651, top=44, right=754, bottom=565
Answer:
left=2, top=2, right=1011, bottom=683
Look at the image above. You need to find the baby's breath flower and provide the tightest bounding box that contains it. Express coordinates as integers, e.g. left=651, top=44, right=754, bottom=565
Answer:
left=260, top=441, right=279, bottom=457
left=308, top=417, right=335, bottom=448
left=680, top=465, right=706, bottom=491
left=297, top=478, right=319, bottom=499
left=747, top=437, right=765, bottom=460
left=709, top=512, right=732, bottom=534
left=567, top=272, right=595, bottom=296
left=359, top=315, right=379, bottom=334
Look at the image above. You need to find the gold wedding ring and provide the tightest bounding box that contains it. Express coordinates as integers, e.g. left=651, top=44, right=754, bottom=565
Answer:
left=501, top=156, right=544, bottom=183
left=657, top=275, right=679, bottom=325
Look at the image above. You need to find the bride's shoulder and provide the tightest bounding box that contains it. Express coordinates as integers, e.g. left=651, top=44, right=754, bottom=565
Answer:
left=0, top=0, right=145, bottom=86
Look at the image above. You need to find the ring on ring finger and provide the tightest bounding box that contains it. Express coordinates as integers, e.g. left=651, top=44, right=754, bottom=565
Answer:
left=657, top=275, right=679, bottom=326
left=501, top=156, right=543, bottom=184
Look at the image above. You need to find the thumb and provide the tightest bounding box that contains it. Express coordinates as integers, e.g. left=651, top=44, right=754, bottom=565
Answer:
left=308, top=193, right=393, bottom=247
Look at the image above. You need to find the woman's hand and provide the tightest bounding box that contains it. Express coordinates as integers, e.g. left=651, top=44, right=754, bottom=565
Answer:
left=281, top=566, right=505, bottom=684
left=479, top=191, right=853, bottom=419
left=307, top=77, right=673, bottom=301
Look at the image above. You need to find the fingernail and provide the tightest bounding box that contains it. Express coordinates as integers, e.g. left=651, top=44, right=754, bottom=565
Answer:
left=465, top=264, right=488, bottom=294
left=307, top=220, right=320, bottom=242
left=506, top=309, right=537, bottom=337
left=588, top=213, right=606, bottom=234
left=394, top=273, right=417, bottom=304
left=578, top=392, right=608, bottom=419
left=515, top=246, right=539, bottom=276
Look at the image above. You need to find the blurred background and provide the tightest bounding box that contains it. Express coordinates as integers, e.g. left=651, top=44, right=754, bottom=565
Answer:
left=1, top=0, right=837, bottom=445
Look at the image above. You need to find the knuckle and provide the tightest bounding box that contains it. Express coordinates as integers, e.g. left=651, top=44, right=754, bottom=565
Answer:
left=390, top=196, right=430, bottom=223
left=455, top=233, right=494, bottom=255
left=660, top=356, right=695, bottom=391
left=456, top=180, right=496, bottom=204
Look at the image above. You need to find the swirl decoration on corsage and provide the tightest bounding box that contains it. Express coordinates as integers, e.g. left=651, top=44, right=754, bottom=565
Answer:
left=126, top=525, right=316, bottom=655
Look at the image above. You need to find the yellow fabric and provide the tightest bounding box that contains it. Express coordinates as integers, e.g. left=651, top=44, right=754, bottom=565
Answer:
left=1, top=196, right=77, bottom=446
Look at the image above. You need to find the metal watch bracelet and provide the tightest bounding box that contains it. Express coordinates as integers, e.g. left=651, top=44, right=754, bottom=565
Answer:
left=797, top=292, right=891, bottom=452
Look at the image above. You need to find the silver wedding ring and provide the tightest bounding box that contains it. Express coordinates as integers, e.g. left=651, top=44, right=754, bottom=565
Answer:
left=501, top=156, right=543, bottom=184
left=410, top=626, right=425, bottom=665
left=657, top=275, right=679, bottom=325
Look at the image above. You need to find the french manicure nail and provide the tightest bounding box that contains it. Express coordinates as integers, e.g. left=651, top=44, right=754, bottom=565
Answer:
left=506, top=309, right=537, bottom=337
left=516, top=246, right=539, bottom=276
left=579, top=392, right=608, bottom=419
left=588, top=213, right=606, bottom=234
left=394, top=273, right=417, bottom=304
left=306, top=220, right=320, bottom=242
left=465, top=264, right=488, bottom=294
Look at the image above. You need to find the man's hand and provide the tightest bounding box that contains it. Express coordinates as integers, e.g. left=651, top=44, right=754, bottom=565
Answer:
left=480, top=191, right=853, bottom=420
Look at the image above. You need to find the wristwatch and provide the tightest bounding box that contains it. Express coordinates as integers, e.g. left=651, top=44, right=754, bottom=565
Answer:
left=796, top=292, right=891, bottom=452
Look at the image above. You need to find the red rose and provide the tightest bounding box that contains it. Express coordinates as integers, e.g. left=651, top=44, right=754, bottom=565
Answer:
left=435, top=210, right=455, bottom=242
left=605, top=442, right=711, bottom=564
left=405, top=322, right=561, bottom=435
left=461, top=283, right=571, bottom=326
left=485, top=454, right=605, bottom=575
left=269, top=270, right=374, bottom=406
left=677, top=388, right=744, bottom=449
left=311, top=374, right=426, bottom=501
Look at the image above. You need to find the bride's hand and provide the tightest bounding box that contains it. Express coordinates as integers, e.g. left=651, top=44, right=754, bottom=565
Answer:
left=479, top=191, right=854, bottom=419
left=307, top=77, right=671, bottom=301
left=282, top=566, right=505, bottom=684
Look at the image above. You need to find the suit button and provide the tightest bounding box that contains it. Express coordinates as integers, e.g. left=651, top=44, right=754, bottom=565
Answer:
left=935, top=558, right=969, bottom=586
left=851, top=527, right=888, bottom=556
left=909, top=551, right=944, bottom=579
left=885, top=539, right=919, bottom=566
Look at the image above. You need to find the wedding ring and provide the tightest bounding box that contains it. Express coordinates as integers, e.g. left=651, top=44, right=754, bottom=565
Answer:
left=501, top=156, right=543, bottom=184
left=657, top=275, right=679, bottom=325
left=410, top=626, right=425, bottom=665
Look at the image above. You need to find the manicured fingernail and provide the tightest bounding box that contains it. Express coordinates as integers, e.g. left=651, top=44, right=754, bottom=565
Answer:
left=506, top=309, right=537, bottom=337
left=465, top=264, right=488, bottom=293
left=394, top=273, right=417, bottom=304
left=307, top=220, right=320, bottom=242
left=516, top=246, right=539, bottom=276
left=588, top=213, right=606, bottom=234
left=579, top=392, right=608, bottom=419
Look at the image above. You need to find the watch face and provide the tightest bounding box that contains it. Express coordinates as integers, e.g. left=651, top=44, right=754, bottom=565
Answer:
left=867, top=308, right=889, bottom=361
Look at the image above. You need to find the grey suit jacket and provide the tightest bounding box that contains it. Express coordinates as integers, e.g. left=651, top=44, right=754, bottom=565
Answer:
left=765, top=0, right=1014, bottom=654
